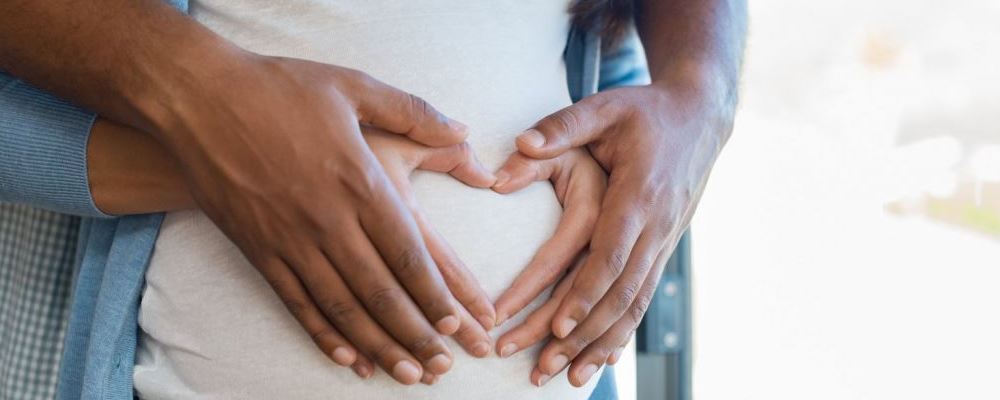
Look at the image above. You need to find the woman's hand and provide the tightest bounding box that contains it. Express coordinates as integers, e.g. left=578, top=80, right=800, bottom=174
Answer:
left=489, top=148, right=608, bottom=328
left=484, top=148, right=608, bottom=360
left=506, top=82, right=735, bottom=387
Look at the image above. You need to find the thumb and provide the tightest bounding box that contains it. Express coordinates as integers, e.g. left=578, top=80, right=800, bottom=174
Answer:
left=516, top=94, right=615, bottom=159
left=419, top=142, right=497, bottom=188
left=351, top=71, right=468, bottom=147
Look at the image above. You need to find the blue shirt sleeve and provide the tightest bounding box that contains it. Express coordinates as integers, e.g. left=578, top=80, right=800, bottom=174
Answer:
left=0, top=71, right=111, bottom=217
left=597, top=28, right=652, bottom=90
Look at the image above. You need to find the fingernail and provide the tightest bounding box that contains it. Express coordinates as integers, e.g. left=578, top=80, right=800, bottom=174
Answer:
left=551, top=354, right=569, bottom=371
left=448, top=119, right=468, bottom=134
left=519, top=130, right=546, bottom=148
left=477, top=314, right=495, bottom=330
left=426, top=353, right=453, bottom=374
left=392, top=360, right=421, bottom=384
left=609, top=347, right=625, bottom=365
left=578, top=363, right=599, bottom=384
left=535, top=374, right=551, bottom=387
left=499, top=343, right=519, bottom=358
left=554, top=318, right=578, bottom=338
left=494, top=171, right=511, bottom=188
left=472, top=341, right=491, bottom=358
left=353, top=363, right=372, bottom=379
left=494, top=313, right=509, bottom=327
left=435, top=315, right=460, bottom=334
left=331, top=347, right=356, bottom=366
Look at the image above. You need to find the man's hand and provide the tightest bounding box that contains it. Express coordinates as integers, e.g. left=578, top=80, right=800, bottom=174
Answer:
left=497, top=0, right=746, bottom=386
left=159, top=55, right=498, bottom=385
left=362, top=127, right=499, bottom=383
left=507, top=82, right=735, bottom=386
left=1, top=0, right=500, bottom=385
left=86, top=116, right=500, bottom=385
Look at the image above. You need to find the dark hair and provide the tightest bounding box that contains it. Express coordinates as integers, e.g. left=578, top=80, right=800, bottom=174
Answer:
left=569, top=0, right=635, bottom=44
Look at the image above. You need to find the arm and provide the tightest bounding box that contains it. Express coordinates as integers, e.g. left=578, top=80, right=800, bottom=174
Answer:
left=1, top=0, right=496, bottom=384
left=86, top=117, right=193, bottom=214
left=497, top=0, right=747, bottom=387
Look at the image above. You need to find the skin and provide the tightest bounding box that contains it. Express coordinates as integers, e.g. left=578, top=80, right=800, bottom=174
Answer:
left=86, top=118, right=608, bottom=385
left=0, top=0, right=495, bottom=385
left=1, top=0, right=745, bottom=389
left=493, top=0, right=748, bottom=387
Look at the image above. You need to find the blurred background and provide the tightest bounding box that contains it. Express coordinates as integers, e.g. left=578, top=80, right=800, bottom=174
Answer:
left=688, top=0, right=1000, bottom=399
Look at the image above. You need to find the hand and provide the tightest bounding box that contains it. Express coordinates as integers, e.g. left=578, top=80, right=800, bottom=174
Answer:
left=151, top=54, right=490, bottom=385
left=362, top=127, right=499, bottom=383
left=489, top=148, right=607, bottom=327
left=510, top=83, right=734, bottom=386
left=87, top=115, right=498, bottom=385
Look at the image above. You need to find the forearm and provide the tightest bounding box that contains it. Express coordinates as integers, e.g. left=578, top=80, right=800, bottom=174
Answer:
left=87, top=118, right=194, bottom=215
left=636, top=0, right=747, bottom=117
left=0, top=0, right=242, bottom=136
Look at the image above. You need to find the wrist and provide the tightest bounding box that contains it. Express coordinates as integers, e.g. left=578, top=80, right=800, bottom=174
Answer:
left=649, top=60, right=738, bottom=144
left=118, top=25, right=252, bottom=141
left=88, top=118, right=195, bottom=215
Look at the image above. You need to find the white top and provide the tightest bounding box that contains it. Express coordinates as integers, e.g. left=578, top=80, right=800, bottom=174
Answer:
left=134, top=1, right=601, bottom=399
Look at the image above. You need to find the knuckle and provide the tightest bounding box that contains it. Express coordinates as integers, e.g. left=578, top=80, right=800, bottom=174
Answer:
left=637, top=188, right=659, bottom=211
left=338, top=161, right=386, bottom=203
left=406, top=94, right=431, bottom=126
left=366, top=287, right=403, bottom=314
left=392, top=247, right=427, bottom=280
left=549, top=107, right=582, bottom=134
left=282, top=297, right=311, bottom=320
left=571, top=332, right=598, bottom=352
left=567, top=292, right=595, bottom=316
left=319, top=298, right=357, bottom=325
left=339, top=68, right=373, bottom=93
left=408, top=335, right=438, bottom=355
left=369, top=342, right=396, bottom=365
left=629, top=292, right=654, bottom=324
left=601, top=249, right=628, bottom=276
left=614, top=283, right=639, bottom=314
left=310, top=329, right=340, bottom=346
left=453, top=321, right=474, bottom=338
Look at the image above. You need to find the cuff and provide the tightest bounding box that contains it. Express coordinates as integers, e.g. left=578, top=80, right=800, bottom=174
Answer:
left=0, top=74, right=112, bottom=218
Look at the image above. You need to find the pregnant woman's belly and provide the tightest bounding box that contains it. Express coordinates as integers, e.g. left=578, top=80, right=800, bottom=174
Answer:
left=134, top=1, right=601, bottom=399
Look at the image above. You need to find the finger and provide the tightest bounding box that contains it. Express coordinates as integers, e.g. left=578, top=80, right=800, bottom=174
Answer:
left=324, top=222, right=454, bottom=376
left=421, top=216, right=496, bottom=330
left=356, top=173, right=462, bottom=336
left=258, top=256, right=359, bottom=368
left=351, top=71, right=468, bottom=146
left=496, top=264, right=581, bottom=358
left=287, top=248, right=427, bottom=384
left=551, top=182, right=645, bottom=339
left=515, top=93, right=621, bottom=159
left=567, top=258, right=666, bottom=388
left=531, top=366, right=553, bottom=387
left=605, top=330, right=636, bottom=366
left=451, top=304, right=493, bottom=358
left=420, top=142, right=497, bottom=188
left=491, top=152, right=558, bottom=194
left=384, top=164, right=496, bottom=330
left=494, top=154, right=604, bottom=325
left=421, top=371, right=439, bottom=386
left=548, top=227, right=666, bottom=360
left=351, top=356, right=377, bottom=380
